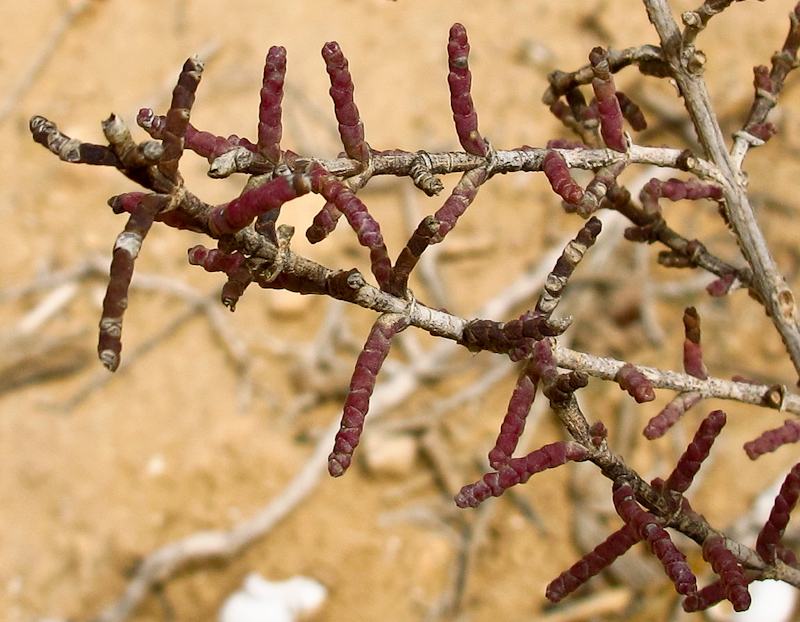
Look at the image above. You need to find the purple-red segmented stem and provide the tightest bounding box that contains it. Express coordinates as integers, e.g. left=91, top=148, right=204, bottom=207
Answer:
left=612, top=481, right=697, bottom=596
left=258, top=46, right=286, bottom=164
left=756, top=463, right=800, bottom=565
left=159, top=56, right=204, bottom=181
left=744, top=418, right=800, bottom=459
left=188, top=246, right=253, bottom=310
left=431, top=166, right=488, bottom=241
left=542, top=150, right=584, bottom=206
left=209, top=172, right=312, bottom=236
left=488, top=363, right=539, bottom=469
left=98, top=194, right=166, bottom=372
left=644, top=392, right=703, bottom=440
left=665, top=410, right=726, bottom=493
left=589, top=47, right=627, bottom=152
left=533, top=217, right=602, bottom=319
left=447, top=23, right=487, bottom=157
left=546, top=523, right=641, bottom=603
left=188, top=245, right=246, bottom=275
left=454, top=441, right=589, bottom=508
left=307, top=162, right=392, bottom=290
left=305, top=202, right=343, bottom=243
left=700, top=536, right=751, bottom=612
left=683, top=580, right=734, bottom=612
left=322, top=41, right=369, bottom=163
left=683, top=306, right=708, bottom=379
left=616, top=363, right=656, bottom=403
left=615, top=91, right=647, bottom=131
left=328, top=313, right=409, bottom=476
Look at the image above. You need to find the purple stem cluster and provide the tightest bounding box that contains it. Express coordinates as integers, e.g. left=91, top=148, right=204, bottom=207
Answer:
left=612, top=481, right=698, bottom=596
left=307, top=162, right=392, bottom=290
left=447, top=23, right=486, bottom=157
left=690, top=536, right=751, bottom=612
left=548, top=411, right=734, bottom=605
left=328, top=313, right=408, bottom=476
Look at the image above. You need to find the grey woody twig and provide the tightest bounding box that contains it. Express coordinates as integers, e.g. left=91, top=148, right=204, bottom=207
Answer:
left=28, top=4, right=800, bottom=616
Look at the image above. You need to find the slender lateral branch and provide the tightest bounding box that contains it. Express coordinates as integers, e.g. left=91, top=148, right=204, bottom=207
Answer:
left=644, top=0, right=800, bottom=383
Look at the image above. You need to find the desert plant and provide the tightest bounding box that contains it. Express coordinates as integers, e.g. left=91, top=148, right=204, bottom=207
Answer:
left=27, top=0, right=800, bottom=617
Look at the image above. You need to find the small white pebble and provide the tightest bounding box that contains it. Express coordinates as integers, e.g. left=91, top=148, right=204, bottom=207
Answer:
left=144, top=454, right=166, bottom=477
left=218, top=573, right=327, bottom=622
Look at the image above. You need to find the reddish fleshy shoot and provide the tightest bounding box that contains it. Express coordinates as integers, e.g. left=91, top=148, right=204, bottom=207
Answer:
left=329, top=314, right=409, bottom=476
left=744, top=418, right=800, bottom=459
left=188, top=245, right=253, bottom=310
left=546, top=523, right=641, bottom=603
left=615, top=91, right=647, bottom=131
left=322, top=42, right=369, bottom=163
left=447, top=23, right=487, bottom=157
left=159, top=56, right=204, bottom=181
left=700, top=536, right=751, bottom=612
left=589, top=47, right=626, bottom=152
left=644, top=392, right=703, bottom=439
left=307, top=162, right=392, bottom=290
left=188, top=245, right=246, bottom=275
left=98, top=194, right=166, bottom=372
left=543, top=150, right=584, bottom=206
left=683, top=580, right=733, bottom=612
left=305, top=202, right=343, bottom=243
left=454, top=441, right=589, bottom=508
left=707, top=272, right=737, bottom=297
left=613, top=481, right=697, bottom=596
left=665, top=410, right=726, bottom=493
left=683, top=306, right=708, bottom=379
left=616, top=363, right=656, bottom=403
left=756, top=463, right=800, bottom=566
left=488, top=364, right=539, bottom=469
left=258, top=46, right=287, bottom=164
left=209, top=172, right=312, bottom=236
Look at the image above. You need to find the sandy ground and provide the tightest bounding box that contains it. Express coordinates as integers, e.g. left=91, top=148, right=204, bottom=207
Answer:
left=3, top=1, right=800, bottom=621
